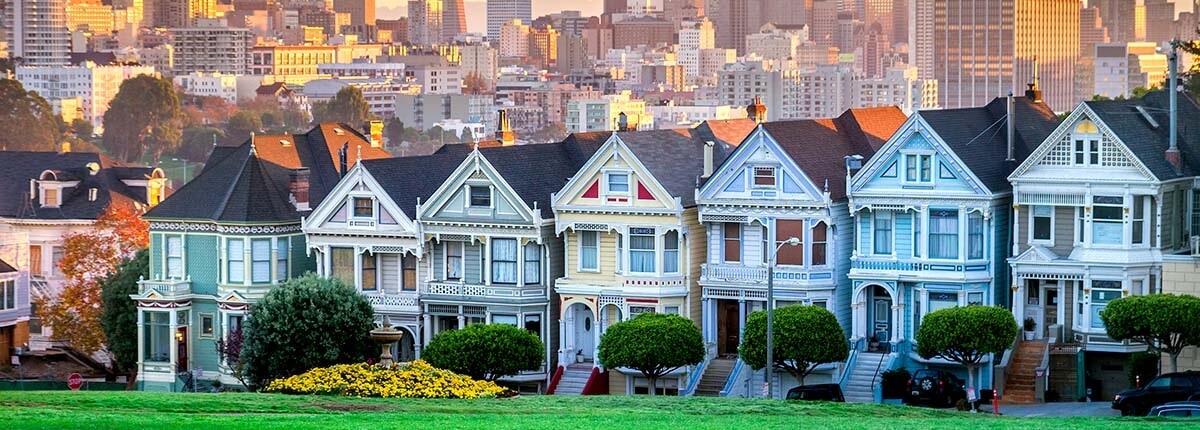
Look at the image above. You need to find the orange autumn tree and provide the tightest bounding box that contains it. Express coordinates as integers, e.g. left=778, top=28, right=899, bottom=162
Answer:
left=35, top=202, right=149, bottom=354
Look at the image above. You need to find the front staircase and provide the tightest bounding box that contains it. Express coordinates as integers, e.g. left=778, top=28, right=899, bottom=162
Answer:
left=693, top=358, right=736, bottom=396
left=843, top=352, right=888, bottom=403
left=553, top=363, right=593, bottom=395
left=1003, top=340, right=1045, bottom=403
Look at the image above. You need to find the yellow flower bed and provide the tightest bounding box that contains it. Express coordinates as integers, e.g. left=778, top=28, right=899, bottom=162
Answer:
left=263, top=360, right=506, bottom=399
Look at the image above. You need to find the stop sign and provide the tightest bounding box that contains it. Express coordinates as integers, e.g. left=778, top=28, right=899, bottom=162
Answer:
left=67, top=373, right=83, bottom=391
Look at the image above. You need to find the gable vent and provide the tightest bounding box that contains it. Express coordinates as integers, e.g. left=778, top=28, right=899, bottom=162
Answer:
left=1134, top=106, right=1160, bottom=129
left=88, top=188, right=98, bottom=202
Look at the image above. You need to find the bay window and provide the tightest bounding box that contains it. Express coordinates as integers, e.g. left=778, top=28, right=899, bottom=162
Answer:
left=967, top=212, right=984, bottom=259
left=1092, top=196, right=1123, bottom=245
left=1090, top=281, right=1123, bottom=329
left=143, top=311, right=170, bottom=362
left=873, top=211, right=892, bottom=255
left=929, top=209, right=959, bottom=259
left=491, top=239, right=518, bottom=284
left=330, top=247, right=355, bottom=287
left=524, top=242, right=540, bottom=284
left=1132, top=196, right=1146, bottom=245
left=361, top=252, right=377, bottom=291
left=1, top=280, right=14, bottom=310
left=276, top=237, right=289, bottom=282
left=928, top=291, right=959, bottom=313
left=664, top=231, right=679, bottom=273
left=811, top=223, right=827, bottom=265
left=446, top=242, right=463, bottom=279
left=1032, top=205, right=1052, bottom=242
left=723, top=222, right=741, bottom=262
left=579, top=232, right=598, bottom=271
left=227, top=239, right=244, bottom=283
left=776, top=220, right=804, bottom=265
left=629, top=228, right=656, bottom=273
left=251, top=239, right=271, bottom=284
left=166, top=235, right=183, bottom=279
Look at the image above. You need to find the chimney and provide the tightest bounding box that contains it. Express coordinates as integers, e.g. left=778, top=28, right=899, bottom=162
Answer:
left=702, top=141, right=715, bottom=178
left=617, top=112, right=629, bottom=132
left=1167, top=41, right=1181, bottom=173
left=289, top=168, right=311, bottom=210
left=338, top=142, right=348, bottom=177
left=1024, top=56, right=1043, bottom=103
left=367, top=119, right=384, bottom=148
left=59, top=141, right=71, bottom=153
left=496, top=109, right=516, bottom=146
left=747, top=96, right=767, bottom=123
left=1006, top=91, right=1016, bottom=162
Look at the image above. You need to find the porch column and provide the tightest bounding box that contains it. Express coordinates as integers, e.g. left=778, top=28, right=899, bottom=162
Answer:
left=851, top=300, right=865, bottom=340
left=483, top=237, right=491, bottom=286
left=701, top=298, right=711, bottom=343
left=593, top=308, right=603, bottom=363
left=892, top=302, right=905, bottom=343
left=136, top=309, right=145, bottom=375
left=168, top=309, right=178, bottom=372
left=322, top=245, right=331, bottom=278
left=737, top=300, right=747, bottom=337
left=1011, top=204, right=1020, bottom=257
left=559, top=312, right=570, bottom=364
left=457, top=315, right=465, bottom=329
left=1011, top=277, right=1024, bottom=323
left=422, top=314, right=432, bottom=347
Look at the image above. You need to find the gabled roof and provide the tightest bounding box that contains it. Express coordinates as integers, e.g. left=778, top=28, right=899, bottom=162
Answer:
left=149, top=123, right=391, bottom=223
left=614, top=128, right=740, bottom=207
left=919, top=96, right=1058, bottom=192
left=361, top=152, right=470, bottom=219
left=759, top=107, right=908, bottom=200
left=0, top=152, right=158, bottom=221
left=1083, top=91, right=1200, bottom=180
left=695, top=118, right=756, bottom=148
left=474, top=141, right=603, bottom=217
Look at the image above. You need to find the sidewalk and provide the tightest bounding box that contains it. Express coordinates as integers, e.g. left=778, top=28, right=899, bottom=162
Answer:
left=1000, top=401, right=1119, bottom=417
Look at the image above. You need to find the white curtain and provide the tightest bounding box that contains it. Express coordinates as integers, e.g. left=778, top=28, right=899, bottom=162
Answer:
left=227, top=239, right=244, bottom=283
left=446, top=242, right=463, bottom=279
left=524, top=242, right=540, bottom=284
left=251, top=239, right=271, bottom=283
left=929, top=211, right=958, bottom=259
left=166, top=236, right=182, bottom=279
left=580, top=232, right=598, bottom=270
left=276, top=237, right=289, bottom=282
left=663, top=231, right=679, bottom=273
left=629, top=235, right=656, bottom=273
left=491, top=239, right=517, bottom=283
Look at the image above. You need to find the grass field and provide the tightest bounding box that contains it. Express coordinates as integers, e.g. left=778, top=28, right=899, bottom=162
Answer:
left=0, top=391, right=1187, bottom=429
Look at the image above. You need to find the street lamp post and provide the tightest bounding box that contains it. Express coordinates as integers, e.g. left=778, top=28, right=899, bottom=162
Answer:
left=766, top=236, right=801, bottom=399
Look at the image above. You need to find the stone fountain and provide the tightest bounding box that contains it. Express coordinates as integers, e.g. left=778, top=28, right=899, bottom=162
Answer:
left=369, top=315, right=404, bottom=367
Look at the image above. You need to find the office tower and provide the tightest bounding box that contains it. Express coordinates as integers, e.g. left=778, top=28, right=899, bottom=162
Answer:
left=603, top=0, right=627, bottom=23
left=408, top=0, right=443, bottom=45
left=912, top=0, right=1079, bottom=111
left=679, top=18, right=715, bottom=79
left=1092, top=0, right=1145, bottom=43
left=1080, top=6, right=1111, bottom=57
left=3, top=0, right=71, bottom=66
left=333, top=0, right=375, bottom=27
left=1143, top=0, right=1176, bottom=44
left=487, top=0, right=532, bottom=41
left=709, top=0, right=764, bottom=54
left=1094, top=42, right=1168, bottom=99
left=762, top=0, right=809, bottom=26
left=811, top=0, right=839, bottom=46
left=156, top=0, right=216, bottom=28
left=442, top=0, right=467, bottom=42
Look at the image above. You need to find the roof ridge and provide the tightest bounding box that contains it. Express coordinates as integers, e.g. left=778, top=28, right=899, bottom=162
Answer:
left=211, top=144, right=254, bottom=221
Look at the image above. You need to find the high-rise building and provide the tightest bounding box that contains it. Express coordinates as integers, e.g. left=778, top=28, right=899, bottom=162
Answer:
left=498, top=19, right=530, bottom=58
left=407, top=0, right=444, bottom=45
left=487, top=0, right=532, bottom=42
left=15, top=62, right=157, bottom=130
left=912, top=0, right=1079, bottom=111
left=1092, top=0, right=1145, bottom=43
left=3, top=0, right=71, bottom=66
left=1143, top=0, right=1176, bottom=44
left=442, top=0, right=467, bottom=42
left=171, top=21, right=252, bottom=75
left=679, top=18, right=715, bottom=79
left=762, top=0, right=809, bottom=27
left=527, top=25, right=558, bottom=69
left=709, top=0, right=764, bottom=54
left=1094, top=42, right=1168, bottom=99
left=156, top=0, right=216, bottom=28
left=333, top=0, right=376, bottom=27
left=811, top=0, right=839, bottom=46
left=603, top=0, right=627, bottom=23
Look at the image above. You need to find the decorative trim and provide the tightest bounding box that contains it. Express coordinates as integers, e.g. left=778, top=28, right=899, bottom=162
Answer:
left=136, top=300, right=192, bottom=308
left=150, top=221, right=301, bottom=235
left=218, top=302, right=250, bottom=311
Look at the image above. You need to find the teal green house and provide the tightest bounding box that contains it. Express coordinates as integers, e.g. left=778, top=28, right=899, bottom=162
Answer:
left=133, top=125, right=390, bottom=391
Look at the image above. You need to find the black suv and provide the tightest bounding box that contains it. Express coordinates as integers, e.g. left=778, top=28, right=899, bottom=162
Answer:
left=1113, top=372, right=1200, bottom=416
left=905, top=369, right=966, bottom=407
left=786, top=384, right=845, bottom=402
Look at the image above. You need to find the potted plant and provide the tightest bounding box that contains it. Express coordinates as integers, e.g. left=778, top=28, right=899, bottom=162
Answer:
left=1023, top=317, right=1036, bottom=340
left=868, top=335, right=880, bottom=352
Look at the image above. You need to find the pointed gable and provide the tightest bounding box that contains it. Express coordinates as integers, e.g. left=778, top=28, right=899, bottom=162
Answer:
left=146, top=144, right=297, bottom=222
left=360, top=152, right=470, bottom=220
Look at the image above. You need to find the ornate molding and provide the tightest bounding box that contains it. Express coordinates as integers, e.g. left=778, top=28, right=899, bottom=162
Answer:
left=150, top=221, right=302, bottom=235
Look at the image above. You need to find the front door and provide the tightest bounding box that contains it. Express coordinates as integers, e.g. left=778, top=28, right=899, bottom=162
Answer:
left=574, top=306, right=595, bottom=361
left=718, top=300, right=740, bottom=356
left=871, top=286, right=892, bottom=348
left=175, top=327, right=188, bottom=373
left=1044, top=285, right=1059, bottom=339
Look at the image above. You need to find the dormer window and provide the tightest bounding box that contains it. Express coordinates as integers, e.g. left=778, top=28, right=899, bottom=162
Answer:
left=43, top=188, right=60, bottom=207
left=903, top=153, right=933, bottom=184
left=606, top=172, right=630, bottom=194
left=353, top=197, right=373, bottom=217
left=1072, top=120, right=1101, bottom=166
left=753, top=167, right=776, bottom=187
left=469, top=185, right=491, bottom=207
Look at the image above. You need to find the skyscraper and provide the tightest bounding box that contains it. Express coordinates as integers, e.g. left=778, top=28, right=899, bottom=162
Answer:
left=1092, top=0, right=1145, bottom=43
left=708, top=0, right=763, bottom=54
left=442, top=0, right=467, bottom=42
left=3, top=0, right=71, bottom=66
left=334, top=0, right=376, bottom=27
left=408, top=0, right=443, bottom=45
left=487, top=0, right=532, bottom=41
left=911, top=0, right=1079, bottom=111
left=1143, top=0, right=1176, bottom=44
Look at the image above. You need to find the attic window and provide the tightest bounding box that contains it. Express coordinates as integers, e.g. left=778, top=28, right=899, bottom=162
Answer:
left=333, top=128, right=345, bottom=135
left=43, top=188, right=60, bottom=207
left=469, top=185, right=491, bottom=207
left=753, top=167, right=776, bottom=186
left=353, top=197, right=373, bottom=217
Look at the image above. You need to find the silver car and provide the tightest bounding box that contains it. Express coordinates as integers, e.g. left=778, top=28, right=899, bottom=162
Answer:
left=1148, top=401, right=1200, bottom=418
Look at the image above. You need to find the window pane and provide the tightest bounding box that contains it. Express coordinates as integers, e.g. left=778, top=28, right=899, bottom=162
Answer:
left=905, top=154, right=917, bottom=181
left=446, top=242, right=463, bottom=279
left=251, top=239, right=271, bottom=283
left=874, top=212, right=893, bottom=254
left=361, top=252, right=377, bottom=290
left=753, top=167, right=775, bottom=186
left=402, top=254, right=417, bottom=291
left=166, top=236, right=183, bottom=279
left=919, top=155, right=931, bottom=181
left=723, top=223, right=740, bottom=262
left=664, top=231, right=679, bottom=273
left=776, top=220, right=804, bottom=265
left=608, top=173, right=629, bottom=193
left=929, top=210, right=959, bottom=259
left=143, top=311, right=170, bottom=362
left=812, top=223, right=827, bottom=265
left=580, top=232, right=598, bottom=270
left=968, top=213, right=984, bottom=259
left=276, top=238, right=289, bottom=281
left=491, top=239, right=517, bottom=283
left=524, top=242, right=540, bottom=284
left=227, top=239, right=244, bottom=283
left=470, top=185, right=491, bottom=207
left=630, top=234, right=656, bottom=272
left=331, top=247, right=355, bottom=287
left=353, top=197, right=372, bottom=216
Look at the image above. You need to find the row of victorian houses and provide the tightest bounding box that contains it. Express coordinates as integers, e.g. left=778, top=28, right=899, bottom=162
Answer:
left=9, top=84, right=1197, bottom=402
left=130, top=88, right=1200, bottom=400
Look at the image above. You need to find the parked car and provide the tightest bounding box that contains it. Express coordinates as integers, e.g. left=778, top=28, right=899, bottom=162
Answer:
left=1148, top=401, right=1200, bottom=418
left=785, top=384, right=845, bottom=402
left=1112, top=371, right=1200, bottom=416
left=905, top=369, right=966, bottom=407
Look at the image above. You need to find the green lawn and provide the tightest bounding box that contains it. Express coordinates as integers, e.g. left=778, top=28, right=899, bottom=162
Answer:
left=0, top=391, right=1185, bottom=429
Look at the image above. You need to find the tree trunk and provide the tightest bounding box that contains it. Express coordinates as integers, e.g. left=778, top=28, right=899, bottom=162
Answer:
left=648, top=376, right=657, bottom=396
left=965, top=365, right=976, bottom=401
left=1171, top=352, right=1179, bottom=373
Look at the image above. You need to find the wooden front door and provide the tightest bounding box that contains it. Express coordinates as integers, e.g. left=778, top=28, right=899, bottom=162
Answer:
left=175, top=327, right=188, bottom=373
left=718, top=300, right=740, bottom=356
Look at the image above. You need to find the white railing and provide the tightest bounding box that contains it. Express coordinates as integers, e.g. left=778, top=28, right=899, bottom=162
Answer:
left=422, top=281, right=546, bottom=299
left=700, top=263, right=832, bottom=284
left=622, top=275, right=686, bottom=288
left=366, top=294, right=420, bottom=312
left=139, top=278, right=192, bottom=295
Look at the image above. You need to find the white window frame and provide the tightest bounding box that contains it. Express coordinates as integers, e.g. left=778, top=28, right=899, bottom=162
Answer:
left=1072, top=135, right=1101, bottom=166
left=352, top=196, right=374, bottom=218
left=628, top=228, right=657, bottom=274
left=872, top=211, right=893, bottom=256
left=445, top=241, right=464, bottom=279
left=1090, top=196, right=1124, bottom=247
left=1131, top=196, right=1148, bottom=247
left=604, top=170, right=631, bottom=195
left=751, top=166, right=777, bottom=188
left=579, top=231, right=599, bottom=272
left=226, top=238, right=245, bottom=284
left=276, top=237, right=289, bottom=282
left=250, top=238, right=272, bottom=284
left=967, top=212, right=984, bottom=260
left=165, top=235, right=183, bottom=280
left=663, top=230, right=680, bottom=274
left=468, top=184, right=492, bottom=208
left=1029, top=205, right=1055, bottom=245
left=901, top=151, right=935, bottom=185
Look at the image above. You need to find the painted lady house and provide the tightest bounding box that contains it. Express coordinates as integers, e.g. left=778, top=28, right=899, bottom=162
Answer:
left=846, top=90, right=1058, bottom=402
left=693, top=106, right=907, bottom=398
left=134, top=125, right=389, bottom=391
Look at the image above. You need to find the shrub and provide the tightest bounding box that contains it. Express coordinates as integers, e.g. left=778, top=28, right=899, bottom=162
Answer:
left=597, top=313, right=703, bottom=395
left=1127, top=351, right=1160, bottom=388
left=241, top=274, right=377, bottom=388
left=739, top=305, right=849, bottom=385
left=263, top=360, right=506, bottom=399
left=422, top=323, right=544, bottom=381
left=880, top=368, right=911, bottom=399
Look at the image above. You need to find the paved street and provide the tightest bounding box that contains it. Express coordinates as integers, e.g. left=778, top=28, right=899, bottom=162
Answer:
left=999, top=401, right=1120, bottom=417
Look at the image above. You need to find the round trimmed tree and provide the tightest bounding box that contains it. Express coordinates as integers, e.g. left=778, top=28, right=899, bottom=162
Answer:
left=241, top=274, right=377, bottom=387
left=597, top=313, right=703, bottom=395
left=422, top=323, right=544, bottom=381
left=738, top=305, right=849, bottom=386
left=1101, top=294, right=1200, bottom=372
left=915, top=305, right=1018, bottom=398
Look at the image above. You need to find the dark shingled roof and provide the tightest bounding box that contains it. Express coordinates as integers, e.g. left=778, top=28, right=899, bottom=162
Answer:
left=476, top=141, right=603, bottom=217
left=1084, top=90, right=1200, bottom=180
left=148, top=123, right=391, bottom=223
left=919, top=96, right=1059, bottom=192
left=0, top=258, right=15, bottom=273
left=0, top=152, right=157, bottom=220
left=361, top=152, right=469, bottom=219
left=759, top=106, right=908, bottom=201
left=615, top=128, right=739, bottom=207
